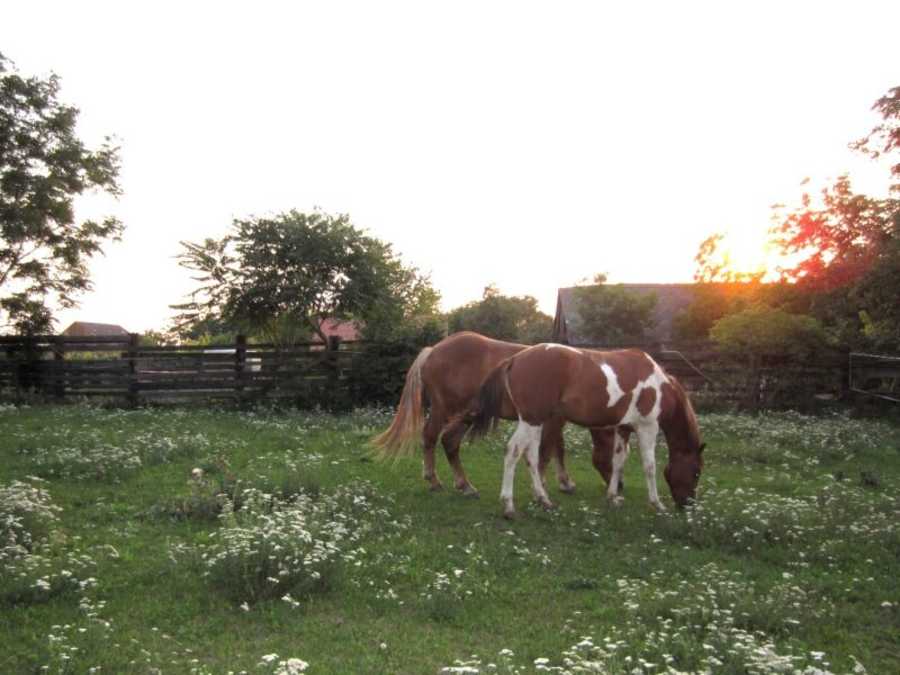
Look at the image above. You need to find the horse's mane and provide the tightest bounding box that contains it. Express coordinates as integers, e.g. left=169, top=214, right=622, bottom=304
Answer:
left=665, top=373, right=702, bottom=452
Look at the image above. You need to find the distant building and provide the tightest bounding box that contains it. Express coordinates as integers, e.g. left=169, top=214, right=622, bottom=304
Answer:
left=313, top=318, right=362, bottom=343
left=553, top=284, right=697, bottom=346
left=62, top=321, right=130, bottom=337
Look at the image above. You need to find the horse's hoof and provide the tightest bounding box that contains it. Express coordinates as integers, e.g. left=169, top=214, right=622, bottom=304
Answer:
left=540, top=499, right=557, bottom=511
left=459, top=485, right=480, bottom=499
left=503, top=509, right=518, bottom=520
left=608, top=495, right=624, bottom=508
left=428, top=482, right=445, bottom=492
left=559, top=482, right=576, bottom=495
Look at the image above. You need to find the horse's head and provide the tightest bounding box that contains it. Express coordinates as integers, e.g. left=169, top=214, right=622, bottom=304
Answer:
left=664, top=443, right=704, bottom=508
left=660, top=375, right=704, bottom=508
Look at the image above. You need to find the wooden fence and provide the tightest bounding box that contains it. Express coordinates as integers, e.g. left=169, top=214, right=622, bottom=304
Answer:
left=0, top=334, right=372, bottom=405
left=0, top=334, right=894, bottom=410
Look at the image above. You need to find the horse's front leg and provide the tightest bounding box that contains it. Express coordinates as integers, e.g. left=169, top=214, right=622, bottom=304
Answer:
left=636, top=422, right=666, bottom=512
left=605, top=429, right=630, bottom=507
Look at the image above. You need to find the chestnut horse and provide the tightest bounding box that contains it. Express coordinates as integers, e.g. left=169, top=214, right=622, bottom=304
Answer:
left=372, top=332, right=624, bottom=497
left=470, top=343, right=704, bottom=518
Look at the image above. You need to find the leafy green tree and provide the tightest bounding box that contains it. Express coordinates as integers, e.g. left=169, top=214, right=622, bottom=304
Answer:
left=710, top=305, right=827, bottom=361
left=710, top=305, right=829, bottom=409
left=167, top=313, right=243, bottom=345
left=766, top=86, right=900, bottom=350
left=770, top=175, right=900, bottom=349
left=447, top=285, right=552, bottom=344
left=574, top=275, right=657, bottom=345
left=0, top=53, right=122, bottom=333
left=673, top=282, right=762, bottom=341
left=173, top=211, right=439, bottom=345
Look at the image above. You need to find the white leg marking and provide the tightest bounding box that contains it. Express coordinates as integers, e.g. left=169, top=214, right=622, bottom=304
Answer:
left=607, top=432, right=629, bottom=506
left=523, top=426, right=553, bottom=508
left=636, top=422, right=666, bottom=512
left=501, top=421, right=540, bottom=516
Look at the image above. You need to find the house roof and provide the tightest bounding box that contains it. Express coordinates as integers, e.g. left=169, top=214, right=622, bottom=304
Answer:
left=62, top=321, right=130, bottom=337
left=314, top=318, right=361, bottom=342
left=553, top=284, right=697, bottom=346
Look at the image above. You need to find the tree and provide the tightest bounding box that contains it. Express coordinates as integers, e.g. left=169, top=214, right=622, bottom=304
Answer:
left=769, top=175, right=900, bottom=349
left=0, top=54, right=122, bottom=334
left=446, top=285, right=552, bottom=344
left=710, top=305, right=827, bottom=361
left=672, top=281, right=761, bottom=341
left=574, top=275, right=657, bottom=345
left=173, top=210, right=440, bottom=345
left=852, top=85, right=900, bottom=193
left=710, top=305, right=828, bottom=409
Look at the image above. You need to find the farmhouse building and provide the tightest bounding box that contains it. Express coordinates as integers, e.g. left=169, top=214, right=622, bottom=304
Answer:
left=314, top=318, right=361, bottom=343
left=552, top=284, right=696, bottom=346
left=62, top=321, right=130, bottom=337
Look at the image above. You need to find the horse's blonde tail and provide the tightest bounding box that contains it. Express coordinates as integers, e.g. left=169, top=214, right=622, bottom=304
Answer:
left=371, top=347, right=434, bottom=459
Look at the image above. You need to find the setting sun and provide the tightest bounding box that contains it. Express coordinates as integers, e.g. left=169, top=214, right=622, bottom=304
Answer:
left=701, top=225, right=792, bottom=282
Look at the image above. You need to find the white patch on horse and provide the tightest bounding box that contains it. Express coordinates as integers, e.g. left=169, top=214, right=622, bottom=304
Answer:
left=544, top=343, right=582, bottom=354
left=620, top=359, right=669, bottom=425
left=599, top=363, right=625, bottom=407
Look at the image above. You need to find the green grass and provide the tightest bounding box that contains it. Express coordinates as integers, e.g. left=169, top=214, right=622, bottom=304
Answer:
left=1, top=403, right=898, bottom=674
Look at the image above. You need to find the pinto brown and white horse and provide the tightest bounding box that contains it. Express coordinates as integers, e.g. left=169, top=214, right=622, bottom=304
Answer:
left=372, top=332, right=624, bottom=497
left=469, top=343, right=704, bottom=518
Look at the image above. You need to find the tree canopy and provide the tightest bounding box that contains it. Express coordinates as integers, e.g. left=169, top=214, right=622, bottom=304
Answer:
left=0, top=53, right=122, bottom=334
left=173, top=211, right=440, bottom=345
left=446, top=285, right=552, bottom=344
left=767, top=85, right=900, bottom=350
left=710, top=305, right=827, bottom=362
left=689, top=84, right=900, bottom=351
left=574, top=275, right=658, bottom=345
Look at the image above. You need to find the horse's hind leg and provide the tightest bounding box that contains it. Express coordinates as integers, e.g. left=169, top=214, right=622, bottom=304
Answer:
left=501, top=421, right=541, bottom=518
left=539, top=417, right=576, bottom=495
left=422, top=411, right=444, bottom=491
left=590, top=428, right=627, bottom=496
left=441, top=420, right=479, bottom=497
left=524, top=424, right=555, bottom=511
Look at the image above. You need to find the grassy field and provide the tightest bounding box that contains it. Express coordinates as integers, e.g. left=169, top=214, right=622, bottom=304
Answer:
left=1, top=403, right=898, bottom=674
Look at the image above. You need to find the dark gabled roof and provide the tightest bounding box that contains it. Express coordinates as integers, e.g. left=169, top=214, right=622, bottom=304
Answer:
left=62, top=321, right=130, bottom=337
left=553, top=284, right=697, bottom=346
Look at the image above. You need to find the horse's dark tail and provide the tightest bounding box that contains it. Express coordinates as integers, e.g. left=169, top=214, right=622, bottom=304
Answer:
left=467, top=359, right=511, bottom=440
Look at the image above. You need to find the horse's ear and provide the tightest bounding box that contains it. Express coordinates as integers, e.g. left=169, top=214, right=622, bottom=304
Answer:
left=699, top=443, right=706, bottom=454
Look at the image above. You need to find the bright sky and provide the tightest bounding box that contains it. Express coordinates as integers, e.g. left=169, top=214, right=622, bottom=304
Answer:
left=3, top=1, right=898, bottom=333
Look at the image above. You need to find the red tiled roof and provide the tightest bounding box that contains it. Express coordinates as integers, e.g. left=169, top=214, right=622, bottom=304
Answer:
left=62, top=321, right=130, bottom=337
left=314, top=318, right=361, bottom=342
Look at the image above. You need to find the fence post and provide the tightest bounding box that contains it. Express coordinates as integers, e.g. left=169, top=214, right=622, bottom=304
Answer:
left=127, top=333, right=140, bottom=406
left=235, top=334, right=247, bottom=397
left=326, top=335, right=342, bottom=402
left=53, top=335, right=66, bottom=400
left=20, top=335, right=36, bottom=394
